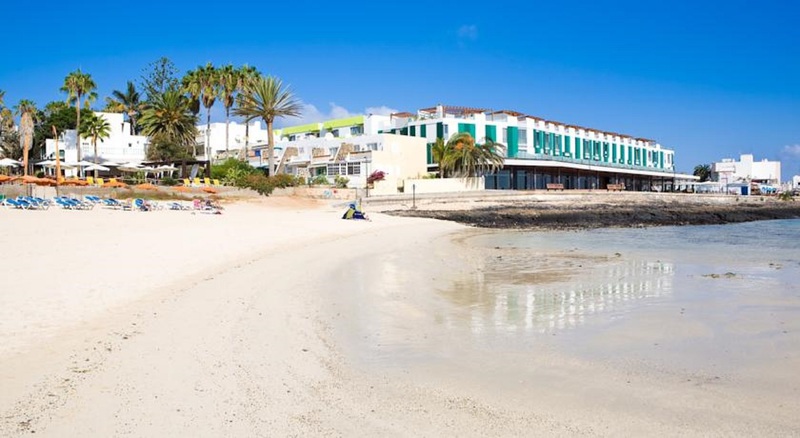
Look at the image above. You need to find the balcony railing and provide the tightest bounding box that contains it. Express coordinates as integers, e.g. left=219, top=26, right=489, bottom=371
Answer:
left=512, top=151, right=674, bottom=173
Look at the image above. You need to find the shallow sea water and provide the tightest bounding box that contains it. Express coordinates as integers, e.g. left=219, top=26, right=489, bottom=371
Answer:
left=338, top=219, right=800, bottom=382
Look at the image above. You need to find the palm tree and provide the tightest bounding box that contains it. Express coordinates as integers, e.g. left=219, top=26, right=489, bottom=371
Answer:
left=14, top=99, right=37, bottom=176
left=182, top=63, right=217, bottom=159
left=105, top=81, right=141, bottom=135
left=693, top=164, right=711, bottom=182
left=233, top=75, right=302, bottom=175
left=79, top=112, right=111, bottom=178
left=61, top=69, right=97, bottom=162
left=217, top=64, right=239, bottom=154
left=443, top=132, right=505, bottom=177
left=139, top=89, right=198, bottom=158
left=235, top=65, right=260, bottom=159
left=431, top=137, right=451, bottom=178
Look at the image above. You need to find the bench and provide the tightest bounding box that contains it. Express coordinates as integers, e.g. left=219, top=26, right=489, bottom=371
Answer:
left=607, top=184, right=625, bottom=191
left=546, top=183, right=565, bottom=191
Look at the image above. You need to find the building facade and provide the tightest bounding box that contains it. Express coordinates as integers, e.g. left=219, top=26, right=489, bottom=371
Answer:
left=45, top=112, right=149, bottom=164
left=712, top=154, right=781, bottom=186
left=196, top=120, right=271, bottom=159
left=385, top=105, right=678, bottom=191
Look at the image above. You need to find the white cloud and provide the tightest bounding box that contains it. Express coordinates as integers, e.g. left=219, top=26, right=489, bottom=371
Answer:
left=365, top=105, right=399, bottom=116
left=780, top=144, right=800, bottom=158
left=457, top=24, right=478, bottom=41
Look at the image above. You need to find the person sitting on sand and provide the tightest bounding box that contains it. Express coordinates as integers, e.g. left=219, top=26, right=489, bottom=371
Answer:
left=342, top=203, right=369, bottom=220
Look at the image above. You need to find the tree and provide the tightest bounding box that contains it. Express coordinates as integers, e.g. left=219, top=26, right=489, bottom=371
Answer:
left=431, top=137, right=452, bottom=178
left=235, top=65, right=261, bottom=159
left=217, top=64, right=239, bottom=154
left=105, top=81, right=141, bottom=134
left=140, top=57, right=180, bottom=101
left=182, top=63, right=218, bottom=160
left=693, top=164, right=711, bottom=182
left=0, top=131, right=21, bottom=160
left=79, top=112, right=111, bottom=178
left=61, top=69, right=97, bottom=162
left=139, top=89, right=198, bottom=161
left=233, top=75, right=302, bottom=175
left=15, top=99, right=38, bottom=175
left=442, top=132, right=505, bottom=177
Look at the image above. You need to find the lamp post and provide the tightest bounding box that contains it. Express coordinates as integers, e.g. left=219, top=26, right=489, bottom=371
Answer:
left=411, top=183, right=416, bottom=209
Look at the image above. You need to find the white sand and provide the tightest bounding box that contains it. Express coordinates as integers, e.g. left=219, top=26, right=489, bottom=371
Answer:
left=1, top=194, right=798, bottom=436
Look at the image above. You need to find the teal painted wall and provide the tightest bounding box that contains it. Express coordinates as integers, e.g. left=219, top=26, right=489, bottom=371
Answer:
left=507, top=127, right=519, bottom=158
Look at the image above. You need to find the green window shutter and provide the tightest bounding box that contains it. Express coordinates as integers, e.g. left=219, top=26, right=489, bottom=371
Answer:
left=436, top=122, right=444, bottom=139
left=400, top=127, right=408, bottom=136
left=565, top=136, right=571, bottom=156
left=426, top=143, right=433, bottom=164
left=660, top=151, right=664, bottom=168
left=612, top=143, right=617, bottom=162
left=410, top=125, right=416, bottom=136
left=485, top=124, right=497, bottom=142
left=507, top=127, right=519, bottom=158
left=420, top=124, right=427, bottom=138
left=574, top=137, right=580, bottom=158
left=458, top=123, right=476, bottom=138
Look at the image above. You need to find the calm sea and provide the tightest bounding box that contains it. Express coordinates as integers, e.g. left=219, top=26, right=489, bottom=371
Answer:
left=342, top=219, right=800, bottom=374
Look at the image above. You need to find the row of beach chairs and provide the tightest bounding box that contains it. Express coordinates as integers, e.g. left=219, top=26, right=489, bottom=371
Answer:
left=2, top=195, right=222, bottom=213
left=183, top=177, right=222, bottom=187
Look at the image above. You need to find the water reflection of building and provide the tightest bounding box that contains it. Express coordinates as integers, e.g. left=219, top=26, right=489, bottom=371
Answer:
left=442, top=259, right=674, bottom=336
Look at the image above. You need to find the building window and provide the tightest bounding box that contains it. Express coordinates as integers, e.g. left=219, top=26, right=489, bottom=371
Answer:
left=347, top=162, right=361, bottom=175
left=331, top=129, right=340, bottom=137
left=366, top=143, right=379, bottom=151
left=518, top=129, right=527, bottom=146
left=350, top=126, right=363, bottom=135
left=327, top=163, right=347, bottom=175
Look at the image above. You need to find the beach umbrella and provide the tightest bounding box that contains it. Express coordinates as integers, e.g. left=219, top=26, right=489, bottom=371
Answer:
left=84, top=163, right=110, bottom=172
left=0, top=158, right=21, bottom=167
left=102, top=160, right=121, bottom=167
left=36, top=160, right=56, bottom=167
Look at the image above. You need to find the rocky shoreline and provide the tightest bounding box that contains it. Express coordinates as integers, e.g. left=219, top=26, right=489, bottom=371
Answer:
left=384, top=199, right=800, bottom=230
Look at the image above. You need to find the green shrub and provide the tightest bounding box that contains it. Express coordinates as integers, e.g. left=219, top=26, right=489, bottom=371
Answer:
left=310, top=175, right=330, bottom=186
left=271, top=173, right=303, bottom=189
left=244, top=173, right=274, bottom=195
left=778, top=191, right=794, bottom=201
left=161, top=176, right=179, bottom=186
left=212, top=158, right=257, bottom=181
left=334, top=175, right=349, bottom=188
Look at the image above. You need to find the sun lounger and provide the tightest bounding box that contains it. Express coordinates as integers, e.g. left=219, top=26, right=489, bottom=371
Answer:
left=212, top=179, right=221, bottom=186
left=86, top=176, right=95, bottom=185
left=204, top=177, right=211, bottom=186
left=96, top=177, right=106, bottom=186
left=193, top=177, right=202, bottom=186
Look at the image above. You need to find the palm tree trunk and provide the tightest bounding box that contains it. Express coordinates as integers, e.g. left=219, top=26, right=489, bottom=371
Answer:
left=242, top=122, right=250, bottom=160
left=206, top=108, right=211, bottom=161
left=129, top=111, right=136, bottom=135
left=75, top=97, right=82, bottom=164
left=93, top=137, right=99, bottom=179
left=267, top=120, right=275, bottom=176
left=225, top=106, right=230, bottom=154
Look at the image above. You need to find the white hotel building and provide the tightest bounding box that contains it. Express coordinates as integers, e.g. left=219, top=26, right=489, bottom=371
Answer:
left=386, top=105, right=677, bottom=191
left=265, top=105, right=682, bottom=192
left=45, top=112, right=149, bottom=164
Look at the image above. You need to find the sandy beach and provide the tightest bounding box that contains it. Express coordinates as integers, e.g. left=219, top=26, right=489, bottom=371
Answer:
left=1, top=192, right=799, bottom=436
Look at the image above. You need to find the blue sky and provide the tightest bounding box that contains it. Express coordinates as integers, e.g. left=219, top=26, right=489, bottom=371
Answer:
left=1, top=0, right=798, bottom=176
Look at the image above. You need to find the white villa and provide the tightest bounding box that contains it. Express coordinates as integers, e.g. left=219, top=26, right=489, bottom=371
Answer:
left=712, top=154, right=781, bottom=186
left=45, top=112, right=149, bottom=164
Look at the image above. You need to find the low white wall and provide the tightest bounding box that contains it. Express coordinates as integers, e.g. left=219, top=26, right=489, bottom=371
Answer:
left=400, top=177, right=485, bottom=194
